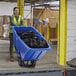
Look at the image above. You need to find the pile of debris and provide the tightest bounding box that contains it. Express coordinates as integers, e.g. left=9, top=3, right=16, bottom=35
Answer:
left=18, top=30, right=48, bottom=48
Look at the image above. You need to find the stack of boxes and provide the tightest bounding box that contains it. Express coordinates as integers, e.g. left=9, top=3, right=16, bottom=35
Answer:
left=0, top=15, right=10, bottom=39
left=33, top=8, right=59, bottom=45
left=0, top=16, right=3, bottom=37
left=49, top=18, right=57, bottom=39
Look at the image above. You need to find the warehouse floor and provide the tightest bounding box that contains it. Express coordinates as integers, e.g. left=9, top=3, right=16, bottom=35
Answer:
left=0, top=40, right=74, bottom=73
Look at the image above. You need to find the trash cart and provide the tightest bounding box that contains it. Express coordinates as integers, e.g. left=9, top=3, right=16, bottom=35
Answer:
left=12, top=26, right=52, bottom=67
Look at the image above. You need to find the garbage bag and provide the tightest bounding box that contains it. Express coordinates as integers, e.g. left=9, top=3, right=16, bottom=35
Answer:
left=18, top=30, right=48, bottom=48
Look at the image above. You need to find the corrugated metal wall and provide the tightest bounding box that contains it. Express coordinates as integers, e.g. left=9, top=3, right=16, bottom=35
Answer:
left=67, top=0, right=76, bottom=61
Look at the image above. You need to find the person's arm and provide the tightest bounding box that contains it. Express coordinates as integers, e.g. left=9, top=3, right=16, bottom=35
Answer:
left=20, top=16, right=24, bottom=25
left=10, top=16, right=15, bottom=26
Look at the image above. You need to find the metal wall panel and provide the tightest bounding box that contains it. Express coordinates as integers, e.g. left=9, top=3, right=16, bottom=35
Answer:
left=67, top=0, right=76, bottom=61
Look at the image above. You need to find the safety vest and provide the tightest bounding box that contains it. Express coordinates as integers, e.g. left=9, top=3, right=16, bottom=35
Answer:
left=10, top=15, right=21, bottom=33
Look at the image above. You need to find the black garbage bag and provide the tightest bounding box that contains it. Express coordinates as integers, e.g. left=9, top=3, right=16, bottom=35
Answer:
left=17, top=30, right=48, bottom=48
left=22, top=30, right=36, bottom=39
left=18, top=30, right=36, bottom=39
left=39, top=39, right=48, bottom=48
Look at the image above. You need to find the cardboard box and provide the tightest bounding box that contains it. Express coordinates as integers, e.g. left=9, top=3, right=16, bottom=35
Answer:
left=49, top=17, right=56, bottom=28
left=49, top=28, right=57, bottom=38
left=0, top=15, right=10, bottom=39
left=43, top=25, right=47, bottom=39
left=3, top=24, right=9, bottom=38
left=0, top=24, right=3, bottom=37
left=3, top=15, right=10, bottom=24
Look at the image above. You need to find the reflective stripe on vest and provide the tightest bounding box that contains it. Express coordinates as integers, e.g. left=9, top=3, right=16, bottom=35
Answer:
left=10, top=15, right=21, bottom=33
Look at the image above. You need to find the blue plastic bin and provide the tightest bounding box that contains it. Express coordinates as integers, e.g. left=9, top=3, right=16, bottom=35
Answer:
left=12, top=26, right=51, bottom=62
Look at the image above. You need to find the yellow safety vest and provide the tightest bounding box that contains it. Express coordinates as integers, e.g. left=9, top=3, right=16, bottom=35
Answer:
left=10, top=15, right=21, bottom=33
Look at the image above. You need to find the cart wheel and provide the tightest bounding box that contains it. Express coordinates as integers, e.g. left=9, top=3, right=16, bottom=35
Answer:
left=18, top=57, right=25, bottom=67
left=31, top=60, right=36, bottom=67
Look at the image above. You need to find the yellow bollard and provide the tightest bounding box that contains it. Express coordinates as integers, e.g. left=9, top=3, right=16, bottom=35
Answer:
left=24, top=19, right=27, bottom=26
left=47, top=23, right=50, bottom=42
left=30, top=18, right=33, bottom=26
left=40, top=23, right=43, bottom=35
left=57, top=22, right=59, bottom=64
left=57, top=0, right=67, bottom=66
left=17, top=0, right=24, bottom=19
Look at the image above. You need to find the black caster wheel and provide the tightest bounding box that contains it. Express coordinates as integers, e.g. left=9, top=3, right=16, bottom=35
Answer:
left=31, top=60, right=36, bottom=67
left=18, top=57, right=25, bottom=67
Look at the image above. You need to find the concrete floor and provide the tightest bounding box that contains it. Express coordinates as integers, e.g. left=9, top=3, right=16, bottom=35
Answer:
left=0, top=40, right=74, bottom=73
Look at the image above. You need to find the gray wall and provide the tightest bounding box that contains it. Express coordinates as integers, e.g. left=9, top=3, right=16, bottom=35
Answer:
left=67, top=0, right=76, bottom=61
left=0, top=2, right=31, bottom=18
